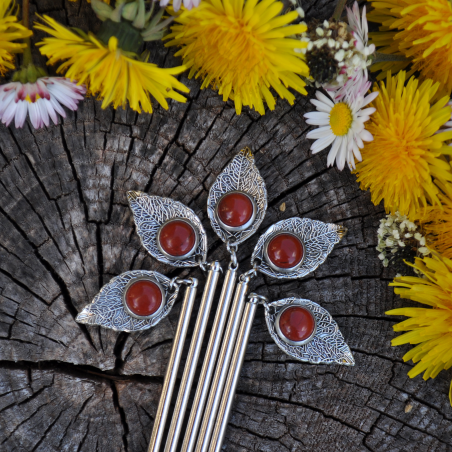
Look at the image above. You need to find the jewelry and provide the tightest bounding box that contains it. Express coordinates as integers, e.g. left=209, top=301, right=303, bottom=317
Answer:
left=74, top=148, right=353, bottom=452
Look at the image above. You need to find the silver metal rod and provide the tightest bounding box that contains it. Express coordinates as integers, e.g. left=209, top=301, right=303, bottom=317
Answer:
left=194, top=279, right=249, bottom=452
left=164, top=262, right=222, bottom=452
left=147, top=278, right=199, bottom=452
left=208, top=297, right=258, bottom=452
left=181, top=264, right=238, bottom=452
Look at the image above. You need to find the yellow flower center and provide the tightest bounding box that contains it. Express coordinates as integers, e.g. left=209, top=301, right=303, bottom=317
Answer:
left=329, top=102, right=353, bottom=136
left=25, top=93, right=40, bottom=103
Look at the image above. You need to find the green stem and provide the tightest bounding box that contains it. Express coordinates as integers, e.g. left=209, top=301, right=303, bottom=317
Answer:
left=21, top=0, right=33, bottom=67
left=332, top=0, right=347, bottom=21
left=371, top=51, right=410, bottom=64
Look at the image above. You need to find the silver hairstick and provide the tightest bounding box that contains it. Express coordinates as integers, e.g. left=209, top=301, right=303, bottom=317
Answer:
left=75, top=192, right=223, bottom=452
left=195, top=218, right=352, bottom=452
left=175, top=148, right=268, bottom=452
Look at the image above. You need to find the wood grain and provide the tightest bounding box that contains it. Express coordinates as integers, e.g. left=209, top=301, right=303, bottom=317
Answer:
left=0, top=1, right=451, bottom=450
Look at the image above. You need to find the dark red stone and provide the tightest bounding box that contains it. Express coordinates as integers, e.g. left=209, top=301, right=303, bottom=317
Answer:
left=267, top=233, right=303, bottom=269
left=217, top=192, right=254, bottom=228
left=125, top=280, right=163, bottom=317
left=159, top=220, right=196, bottom=257
left=279, top=306, right=315, bottom=342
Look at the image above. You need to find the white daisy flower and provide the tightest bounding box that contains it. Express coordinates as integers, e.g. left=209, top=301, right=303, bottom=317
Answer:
left=304, top=79, right=378, bottom=171
left=346, top=2, right=375, bottom=57
left=326, top=2, right=376, bottom=101
left=0, top=77, right=86, bottom=129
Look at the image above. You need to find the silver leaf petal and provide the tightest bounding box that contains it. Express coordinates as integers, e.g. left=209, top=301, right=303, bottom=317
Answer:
left=252, top=217, right=346, bottom=279
left=128, top=192, right=207, bottom=267
left=207, top=148, right=267, bottom=246
left=76, top=270, right=179, bottom=332
left=265, top=298, right=354, bottom=366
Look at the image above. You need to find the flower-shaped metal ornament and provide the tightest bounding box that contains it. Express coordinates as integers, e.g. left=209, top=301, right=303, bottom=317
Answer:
left=208, top=148, right=267, bottom=246
left=251, top=217, right=347, bottom=279
left=76, top=270, right=180, bottom=332
left=265, top=297, right=354, bottom=365
left=128, top=191, right=208, bottom=267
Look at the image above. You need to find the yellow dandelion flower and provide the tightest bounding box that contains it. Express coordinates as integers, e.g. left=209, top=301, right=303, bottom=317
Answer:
left=354, top=71, right=452, bottom=221
left=165, top=0, right=309, bottom=115
left=0, top=0, right=32, bottom=75
left=35, top=15, right=189, bottom=114
left=368, top=0, right=452, bottom=95
left=387, top=253, right=452, bottom=404
left=421, top=181, right=452, bottom=258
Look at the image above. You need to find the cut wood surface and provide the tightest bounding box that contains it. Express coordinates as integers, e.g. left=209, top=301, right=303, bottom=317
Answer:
left=1, top=1, right=452, bottom=451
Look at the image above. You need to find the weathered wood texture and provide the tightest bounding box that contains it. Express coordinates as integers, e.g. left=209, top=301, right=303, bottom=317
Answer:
left=1, top=1, right=452, bottom=451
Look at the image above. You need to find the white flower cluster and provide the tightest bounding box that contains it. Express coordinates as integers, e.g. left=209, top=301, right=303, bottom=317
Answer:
left=300, top=2, right=375, bottom=90
left=288, top=0, right=305, bottom=20
left=376, top=212, right=430, bottom=268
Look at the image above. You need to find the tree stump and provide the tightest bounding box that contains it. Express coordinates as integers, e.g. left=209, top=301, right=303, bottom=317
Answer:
left=1, top=1, right=452, bottom=451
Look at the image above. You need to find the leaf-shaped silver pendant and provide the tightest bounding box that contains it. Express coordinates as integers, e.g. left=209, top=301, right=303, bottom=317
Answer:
left=251, top=217, right=346, bottom=279
left=265, top=298, right=354, bottom=365
left=207, top=148, right=267, bottom=246
left=128, top=191, right=207, bottom=267
left=76, top=270, right=179, bottom=332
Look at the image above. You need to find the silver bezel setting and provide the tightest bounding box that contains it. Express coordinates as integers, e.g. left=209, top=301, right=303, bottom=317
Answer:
left=275, top=304, right=316, bottom=346
left=214, top=191, right=257, bottom=232
left=127, top=192, right=207, bottom=268
left=208, top=148, right=267, bottom=246
left=156, top=218, right=199, bottom=261
left=264, top=298, right=354, bottom=365
left=76, top=270, right=179, bottom=332
left=122, top=275, right=166, bottom=321
left=263, top=231, right=305, bottom=273
left=252, top=217, right=345, bottom=280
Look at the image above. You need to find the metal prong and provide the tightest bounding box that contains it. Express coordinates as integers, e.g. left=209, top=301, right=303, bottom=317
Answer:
left=164, top=261, right=222, bottom=452
left=208, top=294, right=259, bottom=452
left=194, top=279, right=250, bottom=452
left=336, top=225, right=348, bottom=240
left=181, top=263, right=239, bottom=452
left=147, top=278, right=198, bottom=452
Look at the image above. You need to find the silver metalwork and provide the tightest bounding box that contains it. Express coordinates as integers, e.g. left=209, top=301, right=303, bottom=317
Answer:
left=128, top=191, right=207, bottom=267
left=181, top=264, right=239, bottom=452
left=214, top=191, right=257, bottom=232
left=263, top=231, right=306, bottom=273
left=148, top=278, right=198, bottom=452
left=252, top=217, right=346, bottom=279
left=265, top=298, right=354, bottom=365
left=207, top=148, right=267, bottom=246
left=195, top=279, right=250, bottom=452
left=76, top=270, right=179, bottom=332
left=164, top=262, right=222, bottom=452
left=274, top=304, right=317, bottom=346
left=156, top=218, right=200, bottom=261
left=208, top=294, right=259, bottom=452
left=121, top=275, right=166, bottom=321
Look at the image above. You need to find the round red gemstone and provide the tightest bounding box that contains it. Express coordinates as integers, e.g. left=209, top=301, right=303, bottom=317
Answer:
left=125, top=280, right=163, bottom=317
left=217, top=192, right=254, bottom=228
left=279, top=306, right=315, bottom=342
left=267, top=233, right=304, bottom=269
left=159, top=220, right=196, bottom=257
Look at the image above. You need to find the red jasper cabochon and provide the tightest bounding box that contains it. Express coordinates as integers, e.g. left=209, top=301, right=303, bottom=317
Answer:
left=217, top=192, right=254, bottom=228
left=125, top=280, right=163, bottom=317
left=159, top=220, right=196, bottom=257
left=279, top=306, right=315, bottom=342
left=267, top=233, right=304, bottom=269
